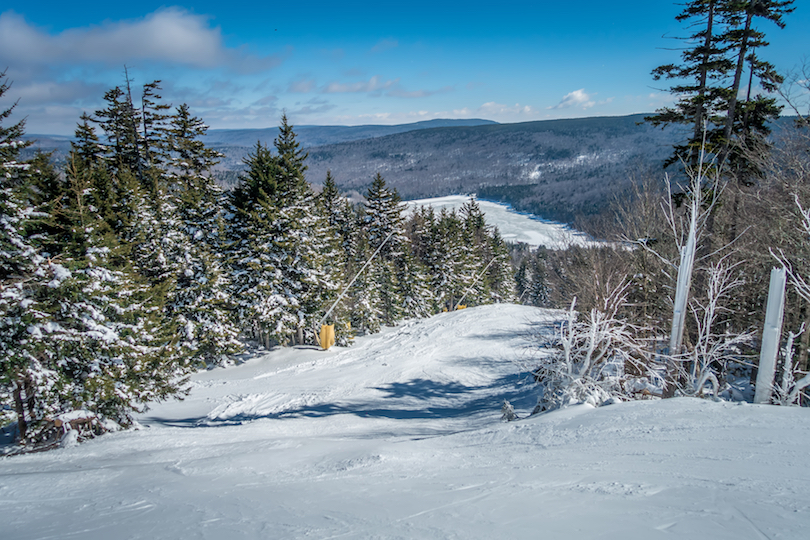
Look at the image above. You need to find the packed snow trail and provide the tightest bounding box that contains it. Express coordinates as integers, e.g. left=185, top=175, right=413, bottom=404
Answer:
left=1, top=304, right=810, bottom=539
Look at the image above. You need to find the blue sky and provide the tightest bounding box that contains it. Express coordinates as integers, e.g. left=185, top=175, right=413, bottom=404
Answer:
left=0, top=1, right=807, bottom=135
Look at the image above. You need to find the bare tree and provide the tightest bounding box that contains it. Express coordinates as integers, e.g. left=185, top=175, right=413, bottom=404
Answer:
left=681, top=257, right=756, bottom=397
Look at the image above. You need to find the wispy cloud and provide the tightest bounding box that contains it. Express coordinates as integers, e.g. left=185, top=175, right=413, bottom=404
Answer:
left=290, top=98, right=336, bottom=117
left=288, top=78, right=317, bottom=93
left=388, top=86, right=454, bottom=99
left=322, top=75, right=399, bottom=94
left=11, top=80, right=106, bottom=107
left=370, top=39, right=398, bottom=53
left=549, top=89, right=596, bottom=110
left=479, top=101, right=538, bottom=116
left=0, top=9, right=282, bottom=73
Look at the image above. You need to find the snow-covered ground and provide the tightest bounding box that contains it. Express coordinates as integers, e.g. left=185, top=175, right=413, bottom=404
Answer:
left=2, top=304, right=810, bottom=539
left=404, top=195, right=594, bottom=249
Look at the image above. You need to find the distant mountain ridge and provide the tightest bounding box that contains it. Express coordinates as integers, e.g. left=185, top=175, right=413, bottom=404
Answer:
left=202, top=118, right=498, bottom=148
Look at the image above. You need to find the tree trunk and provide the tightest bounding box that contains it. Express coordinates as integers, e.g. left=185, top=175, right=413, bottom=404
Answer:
left=721, top=7, right=755, bottom=165
left=13, top=379, right=27, bottom=443
left=691, top=0, right=716, bottom=169
left=297, top=325, right=304, bottom=346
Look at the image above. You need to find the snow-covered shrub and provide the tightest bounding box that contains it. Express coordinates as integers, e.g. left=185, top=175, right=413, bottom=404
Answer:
left=671, top=257, right=755, bottom=398
left=772, top=325, right=810, bottom=405
left=532, top=282, right=652, bottom=413
left=501, top=400, right=517, bottom=422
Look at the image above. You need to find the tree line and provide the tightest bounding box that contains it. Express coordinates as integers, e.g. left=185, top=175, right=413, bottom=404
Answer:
left=0, top=72, right=515, bottom=449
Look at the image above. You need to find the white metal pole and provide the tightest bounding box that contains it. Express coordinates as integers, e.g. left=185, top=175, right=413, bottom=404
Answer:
left=755, top=267, right=787, bottom=405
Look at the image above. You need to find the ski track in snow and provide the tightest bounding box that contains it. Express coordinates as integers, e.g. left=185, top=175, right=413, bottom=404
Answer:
left=2, top=304, right=810, bottom=539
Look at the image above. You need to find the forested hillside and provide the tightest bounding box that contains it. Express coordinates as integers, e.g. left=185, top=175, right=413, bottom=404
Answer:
left=305, top=115, right=683, bottom=222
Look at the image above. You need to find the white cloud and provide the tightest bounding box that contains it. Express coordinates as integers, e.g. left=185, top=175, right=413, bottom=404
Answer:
left=290, top=98, right=336, bottom=117
left=12, top=80, right=106, bottom=106
left=478, top=101, right=538, bottom=116
left=549, top=89, right=596, bottom=110
left=0, top=9, right=281, bottom=73
left=322, top=75, right=398, bottom=94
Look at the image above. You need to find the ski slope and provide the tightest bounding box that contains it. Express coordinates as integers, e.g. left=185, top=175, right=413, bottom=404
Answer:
left=404, top=195, right=595, bottom=249
left=2, top=304, right=810, bottom=539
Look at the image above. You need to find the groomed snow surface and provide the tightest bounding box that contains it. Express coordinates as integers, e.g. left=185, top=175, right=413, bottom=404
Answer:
left=404, top=195, right=595, bottom=249
left=2, top=304, right=810, bottom=539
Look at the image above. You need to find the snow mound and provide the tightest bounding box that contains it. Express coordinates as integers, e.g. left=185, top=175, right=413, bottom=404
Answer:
left=1, top=304, right=809, bottom=540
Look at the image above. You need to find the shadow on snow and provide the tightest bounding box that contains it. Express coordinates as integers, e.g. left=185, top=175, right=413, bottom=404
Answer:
left=144, top=368, right=538, bottom=428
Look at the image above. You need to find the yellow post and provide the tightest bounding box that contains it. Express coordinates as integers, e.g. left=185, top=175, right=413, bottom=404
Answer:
left=319, top=324, right=336, bottom=350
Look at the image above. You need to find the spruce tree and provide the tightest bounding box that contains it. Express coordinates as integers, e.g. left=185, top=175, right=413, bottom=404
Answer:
left=646, top=0, right=734, bottom=168
left=647, top=0, right=794, bottom=177
left=0, top=73, right=52, bottom=440
left=363, top=173, right=410, bottom=324
left=718, top=0, right=794, bottom=181
left=163, top=104, right=241, bottom=365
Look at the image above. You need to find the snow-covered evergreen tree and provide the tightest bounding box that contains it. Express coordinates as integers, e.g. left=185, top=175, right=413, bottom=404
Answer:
left=228, top=117, right=342, bottom=346
left=0, top=74, right=52, bottom=440
left=163, top=104, right=242, bottom=365
left=227, top=142, right=286, bottom=347
left=361, top=173, right=431, bottom=324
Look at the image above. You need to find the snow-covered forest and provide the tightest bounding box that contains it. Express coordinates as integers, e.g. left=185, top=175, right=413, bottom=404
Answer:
left=0, top=72, right=515, bottom=450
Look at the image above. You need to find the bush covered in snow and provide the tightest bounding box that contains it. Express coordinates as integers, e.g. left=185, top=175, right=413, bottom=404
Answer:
left=531, top=283, right=655, bottom=413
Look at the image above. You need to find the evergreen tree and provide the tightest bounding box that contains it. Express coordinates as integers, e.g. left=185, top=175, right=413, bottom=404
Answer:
left=646, top=0, right=734, bottom=168
left=362, top=173, right=421, bottom=324
left=317, top=171, right=352, bottom=338
left=139, top=80, right=171, bottom=175
left=718, top=0, right=794, bottom=181
left=484, top=227, right=517, bottom=303
left=647, top=0, right=794, bottom=178
left=0, top=70, right=31, bottom=186
left=270, top=119, right=340, bottom=344
left=0, top=73, right=51, bottom=440
left=94, top=85, right=141, bottom=179
left=227, top=118, right=342, bottom=346
left=163, top=104, right=241, bottom=365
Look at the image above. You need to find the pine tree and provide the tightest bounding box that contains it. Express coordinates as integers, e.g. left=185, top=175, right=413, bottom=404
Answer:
left=270, top=118, right=340, bottom=344
left=718, top=0, right=794, bottom=181
left=29, top=155, right=186, bottom=432
left=0, top=73, right=51, bottom=440
left=94, top=85, right=141, bottom=179
left=163, top=104, right=241, bottom=365
left=227, top=118, right=342, bottom=346
left=646, top=0, right=734, bottom=168
left=316, top=171, right=352, bottom=338
left=647, top=0, right=794, bottom=177
left=139, top=80, right=171, bottom=176
left=363, top=173, right=415, bottom=324
left=0, top=70, right=31, bottom=186
left=484, top=227, right=517, bottom=303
